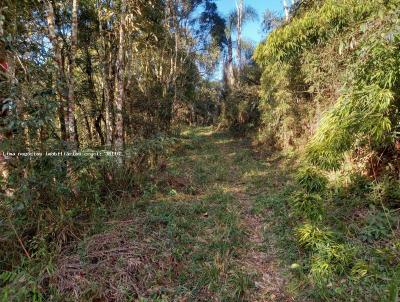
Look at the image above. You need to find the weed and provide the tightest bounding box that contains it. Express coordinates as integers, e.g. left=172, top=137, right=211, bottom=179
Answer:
left=296, top=166, right=328, bottom=193
left=290, top=190, right=325, bottom=221
left=296, top=223, right=335, bottom=250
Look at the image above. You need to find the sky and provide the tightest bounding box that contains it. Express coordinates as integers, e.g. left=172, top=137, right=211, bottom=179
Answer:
left=216, top=0, right=284, bottom=44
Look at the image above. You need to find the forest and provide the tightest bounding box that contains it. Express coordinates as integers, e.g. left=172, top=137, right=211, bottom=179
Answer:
left=0, top=0, right=399, bottom=301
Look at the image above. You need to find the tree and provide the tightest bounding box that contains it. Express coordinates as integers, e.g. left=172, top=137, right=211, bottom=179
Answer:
left=262, top=10, right=284, bottom=32
left=224, top=2, right=257, bottom=86
left=114, top=1, right=125, bottom=154
left=45, top=0, right=68, bottom=142
left=283, top=0, right=289, bottom=21
left=67, top=0, right=79, bottom=149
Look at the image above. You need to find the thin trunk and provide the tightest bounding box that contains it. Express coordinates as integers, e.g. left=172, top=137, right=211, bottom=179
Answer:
left=77, top=102, right=93, bottom=143
left=114, top=1, right=125, bottom=153
left=45, top=1, right=63, bottom=71
left=67, top=0, right=79, bottom=149
left=172, top=1, right=179, bottom=127
left=0, top=13, right=9, bottom=185
left=45, top=0, right=67, bottom=142
left=98, top=1, right=113, bottom=146
left=108, top=50, right=115, bottom=146
left=95, top=113, right=105, bottom=145
left=84, top=48, right=101, bottom=145
left=236, top=0, right=243, bottom=70
left=227, top=34, right=235, bottom=88
left=84, top=115, right=92, bottom=142
left=283, top=0, right=289, bottom=21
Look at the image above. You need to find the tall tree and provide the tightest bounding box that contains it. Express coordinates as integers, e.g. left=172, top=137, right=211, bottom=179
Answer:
left=283, top=0, right=289, bottom=21
left=45, top=0, right=67, bottom=142
left=67, top=0, right=79, bottom=149
left=226, top=3, right=257, bottom=83
left=236, top=0, right=243, bottom=69
left=114, top=1, right=126, bottom=153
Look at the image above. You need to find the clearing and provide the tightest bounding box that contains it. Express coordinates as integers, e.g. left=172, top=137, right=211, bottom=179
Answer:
left=51, top=127, right=297, bottom=301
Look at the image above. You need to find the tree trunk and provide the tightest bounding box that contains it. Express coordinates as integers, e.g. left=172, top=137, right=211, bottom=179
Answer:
left=66, top=0, right=79, bottom=149
left=98, top=1, right=113, bottom=146
left=114, top=1, right=126, bottom=154
left=236, top=0, right=243, bottom=70
left=226, top=34, right=235, bottom=88
left=0, top=15, right=9, bottom=187
left=283, top=0, right=289, bottom=21
left=45, top=0, right=67, bottom=142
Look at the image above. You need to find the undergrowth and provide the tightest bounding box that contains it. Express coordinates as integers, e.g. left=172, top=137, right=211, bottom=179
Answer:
left=254, top=157, right=400, bottom=301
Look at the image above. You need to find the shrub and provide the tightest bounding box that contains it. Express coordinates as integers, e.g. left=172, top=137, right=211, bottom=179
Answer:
left=0, top=136, right=176, bottom=273
left=310, top=243, right=355, bottom=286
left=359, top=208, right=394, bottom=242
left=221, top=85, right=260, bottom=135
left=368, top=177, right=400, bottom=207
left=290, top=190, right=325, bottom=221
left=296, top=166, right=328, bottom=193
left=295, top=223, right=334, bottom=250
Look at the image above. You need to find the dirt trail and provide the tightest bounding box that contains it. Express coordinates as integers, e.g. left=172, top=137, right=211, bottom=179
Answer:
left=219, top=138, right=293, bottom=302
left=234, top=186, right=291, bottom=301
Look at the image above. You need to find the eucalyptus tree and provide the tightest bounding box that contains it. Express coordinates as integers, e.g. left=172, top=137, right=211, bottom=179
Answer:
left=223, top=1, right=257, bottom=87
left=114, top=0, right=125, bottom=153
left=234, top=1, right=257, bottom=70
left=0, top=0, right=226, bottom=154
left=45, top=0, right=80, bottom=149
left=283, top=0, right=289, bottom=21
left=262, top=10, right=284, bottom=32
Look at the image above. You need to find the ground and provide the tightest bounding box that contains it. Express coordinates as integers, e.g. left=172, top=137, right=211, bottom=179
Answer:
left=51, top=127, right=298, bottom=301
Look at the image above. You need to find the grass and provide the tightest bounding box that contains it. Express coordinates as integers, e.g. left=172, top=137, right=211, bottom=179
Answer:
left=250, top=159, right=400, bottom=301
left=2, top=126, right=398, bottom=301
left=29, top=127, right=274, bottom=301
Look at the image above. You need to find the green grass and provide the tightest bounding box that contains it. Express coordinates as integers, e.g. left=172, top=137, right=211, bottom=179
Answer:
left=13, top=126, right=261, bottom=302
left=2, top=126, right=398, bottom=301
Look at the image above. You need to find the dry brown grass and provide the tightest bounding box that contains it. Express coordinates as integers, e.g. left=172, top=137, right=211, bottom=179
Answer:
left=50, top=220, right=172, bottom=301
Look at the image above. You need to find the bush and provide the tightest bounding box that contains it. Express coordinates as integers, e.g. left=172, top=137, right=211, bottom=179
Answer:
left=359, top=207, right=394, bottom=242
left=310, top=243, right=355, bottom=286
left=0, top=136, right=176, bottom=273
left=368, top=177, right=400, bottom=207
left=295, top=223, right=334, bottom=250
left=221, top=85, right=260, bottom=135
left=296, top=166, right=328, bottom=193
left=290, top=190, right=325, bottom=221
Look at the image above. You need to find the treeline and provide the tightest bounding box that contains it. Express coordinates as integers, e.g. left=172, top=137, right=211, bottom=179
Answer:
left=1, top=0, right=225, bottom=152
left=0, top=0, right=226, bottom=296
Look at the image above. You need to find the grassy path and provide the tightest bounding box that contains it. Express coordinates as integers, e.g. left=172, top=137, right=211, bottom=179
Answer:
left=52, top=127, right=296, bottom=301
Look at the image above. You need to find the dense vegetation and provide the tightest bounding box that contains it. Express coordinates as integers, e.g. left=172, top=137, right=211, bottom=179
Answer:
left=253, top=0, right=400, bottom=300
left=0, top=0, right=226, bottom=299
left=1, top=0, right=399, bottom=301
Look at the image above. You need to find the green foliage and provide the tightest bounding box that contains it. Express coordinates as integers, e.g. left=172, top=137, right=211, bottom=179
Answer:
left=295, top=223, right=334, bottom=250
left=0, top=136, right=176, bottom=276
left=387, top=268, right=400, bottom=302
left=368, top=177, right=400, bottom=207
left=359, top=208, right=394, bottom=242
left=254, top=3, right=400, bottom=297
left=221, top=58, right=261, bottom=135
left=290, top=191, right=325, bottom=221
left=296, top=166, right=328, bottom=193
left=310, top=243, right=355, bottom=286
left=0, top=269, right=43, bottom=302
left=255, top=0, right=400, bottom=170
left=221, top=84, right=260, bottom=134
